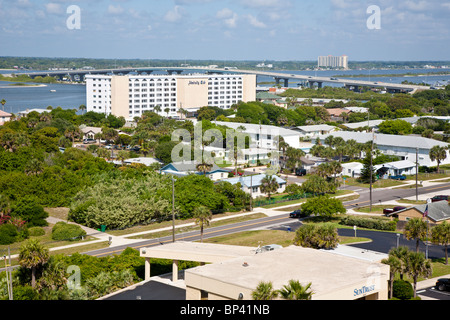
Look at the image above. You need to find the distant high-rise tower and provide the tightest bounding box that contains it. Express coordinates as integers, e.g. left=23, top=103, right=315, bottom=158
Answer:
left=318, top=55, right=348, bottom=69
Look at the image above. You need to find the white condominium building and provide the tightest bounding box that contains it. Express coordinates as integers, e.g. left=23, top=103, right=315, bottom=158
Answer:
left=318, top=55, right=349, bottom=69
left=85, top=73, right=256, bottom=121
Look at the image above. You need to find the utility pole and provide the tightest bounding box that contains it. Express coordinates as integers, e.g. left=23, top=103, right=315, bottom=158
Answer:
left=172, top=176, right=176, bottom=243
left=369, top=129, right=374, bottom=212
left=416, top=148, right=419, bottom=201
left=4, top=246, right=13, bottom=300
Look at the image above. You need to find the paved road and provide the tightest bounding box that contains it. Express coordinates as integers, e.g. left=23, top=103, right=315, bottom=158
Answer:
left=85, top=182, right=450, bottom=259
left=343, top=182, right=450, bottom=209
left=85, top=215, right=290, bottom=258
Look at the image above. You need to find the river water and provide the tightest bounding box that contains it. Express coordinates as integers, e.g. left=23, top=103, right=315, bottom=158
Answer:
left=0, top=68, right=448, bottom=115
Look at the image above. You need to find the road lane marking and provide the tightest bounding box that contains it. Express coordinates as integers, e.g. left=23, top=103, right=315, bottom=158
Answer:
left=90, top=215, right=289, bottom=257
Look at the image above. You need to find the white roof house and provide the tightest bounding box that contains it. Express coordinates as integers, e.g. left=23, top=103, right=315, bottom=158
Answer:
left=320, top=131, right=450, bottom=167
left=293, top=124, right=339, bottom=139
left=218, top=174, right=287, bottom=198
left=341, top=162, right=364, bottom=178
left=209, top=120, right=303, bottom=149
left=375, top=160, right=417, bottom=177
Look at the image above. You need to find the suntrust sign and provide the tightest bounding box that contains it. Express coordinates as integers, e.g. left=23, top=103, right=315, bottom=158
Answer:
left=353, top=285, right=375, bottom=297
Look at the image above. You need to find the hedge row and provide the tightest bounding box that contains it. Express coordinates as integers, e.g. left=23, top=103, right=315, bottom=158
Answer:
left=340, top=215, right=397, bottom=231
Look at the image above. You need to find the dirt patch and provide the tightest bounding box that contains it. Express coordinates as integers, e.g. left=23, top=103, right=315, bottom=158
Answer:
left=45, top=207, right=70, bottom=220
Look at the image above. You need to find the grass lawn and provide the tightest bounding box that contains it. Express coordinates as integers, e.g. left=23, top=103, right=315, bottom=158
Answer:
left=354, top=205, right=404, bottom=214
left=344, top=177, right=406, bottom=189
left=202, top=230, right=371, bottom=248
left=406, top=172, right=450, bottom=181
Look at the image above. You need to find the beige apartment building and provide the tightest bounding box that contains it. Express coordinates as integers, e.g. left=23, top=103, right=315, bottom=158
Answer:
left=86, top=73, right=256, bottom=121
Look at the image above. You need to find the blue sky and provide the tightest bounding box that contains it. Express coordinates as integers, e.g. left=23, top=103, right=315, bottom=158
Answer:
left=0, top=0, right=449, bottom=61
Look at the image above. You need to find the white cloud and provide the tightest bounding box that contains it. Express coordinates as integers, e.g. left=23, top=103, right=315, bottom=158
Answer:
left=164, top=5, right=184, bottom=22
left=45, top=3, right=63, bottom=15
left=247, top=14, right=266, bottom=28
left=108, top=5, right=125, bottom=15
left=217, top=8, right=238, bottom=28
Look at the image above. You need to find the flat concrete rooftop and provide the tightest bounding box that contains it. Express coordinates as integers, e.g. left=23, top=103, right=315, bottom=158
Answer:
left=184, top=245, right=390, bottom=300
left=140, top=241, right=256, bottom=264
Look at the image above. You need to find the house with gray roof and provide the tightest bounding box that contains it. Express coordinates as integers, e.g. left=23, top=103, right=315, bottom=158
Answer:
left=292, top=124, right=338, bottom=140
left=319, top=131, right=450, bottom=167
left=375, top=160, right=417, bottom=178
left=160, top=161, right=231, bottom=181
left=387, top=200, right=450, bottom=225
left=217, top=174, right=287, bottom=198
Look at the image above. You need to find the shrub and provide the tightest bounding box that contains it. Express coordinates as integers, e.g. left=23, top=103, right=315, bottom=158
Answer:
left=28, top=227, right=46, bottom=237
left=340, top=215, right=397, bottom=231
left=392, top=280, right=414, bottom=300
left=10, top=199, right=48, bottom=227
left=51, top=222, right=86, bottom=241
left=293, top=223, right=339, bottom=249
left=0, top=224, right=18, bottom=245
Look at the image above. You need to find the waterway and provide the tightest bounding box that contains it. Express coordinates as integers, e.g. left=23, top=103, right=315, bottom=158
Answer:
left=0, top=68, right=448, bottom=115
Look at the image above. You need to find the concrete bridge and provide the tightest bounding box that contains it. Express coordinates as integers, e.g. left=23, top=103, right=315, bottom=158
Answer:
left=16, top=66, right=430, bottom=93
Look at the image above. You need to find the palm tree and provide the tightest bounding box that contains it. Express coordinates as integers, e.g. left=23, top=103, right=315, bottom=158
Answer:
left=278, top=280, right=313, bottom=300
left=382, top=254, right=403, bottom=299
left=387, top=246, right=410, bottom=280
left=96, top=147, right=110, bottom=159
left=193, top=206, right=212, bottom=242
left=0, top=99, right=6, bottom=111
left=431, top=221, right=450, bottom=265
left=429, top=145, right=447, bottom=173
left=404, top=218, right=428, bottom=252
left=24, top=158, right=44, bottom=175
left=260, top=175, right=279, bottom=200
left=252, top=281, right=278, bottom=300
left=116, top=150, right=130, bottom=166
left=285, top=147, right=305, bottom=172
left=196, top=162, right=213, bottom=176
left=78, top=104, right=86, bottom=115
left=406, top=251, right=432, bottom=298
left=19, top=239, right=50, bottom=288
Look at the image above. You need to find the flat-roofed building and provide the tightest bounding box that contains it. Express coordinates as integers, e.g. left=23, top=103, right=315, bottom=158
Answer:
left=86, top=73, right=256, bottom=121
left=139, top=242, right=389, bottom=301
left=318, top=55, right=349, bottom=70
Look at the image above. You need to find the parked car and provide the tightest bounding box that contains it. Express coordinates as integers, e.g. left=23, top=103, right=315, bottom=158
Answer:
left=431, top=195, right=449, bottom=203
left=435, top=278, right=450, bottom=292
left=389, top=175, right=406, bottom=180
left=83, top=138, right=96, bottom=144
left=289, top=210, right=305, bottom=219
left=129, top=146, right=141, bottom=152
left=383, top=206, right=407, bottom=215
left=295, top=168, right=307, bottom=176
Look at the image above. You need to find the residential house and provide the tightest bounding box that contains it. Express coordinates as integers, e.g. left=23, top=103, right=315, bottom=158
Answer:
left=375, top=160, right=417, bottom=179
left=17, top=108, right=49, bottom=118
left=292, top=124, right=338, bottom=140
left=80, top=126, right=102, bottom=140
left=341, top=162, right=364, bottom=178
left=386, top=200, right=450, bottom=226
left=319, top=131, right=450, bottom=167
left=0, top=110, right=12, bottom=125
left=326, top=108, right=350, bottom=122
left=160, top=161, right=231, bottom=181
left=218, top=174, right=287, bottom=198
left=211, top=120, right=303, bottom=150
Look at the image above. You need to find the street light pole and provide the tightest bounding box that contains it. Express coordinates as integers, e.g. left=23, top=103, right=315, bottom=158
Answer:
left=426, top=198, right=431, bottom=259
left=172, top=176, right=176, bottom=243
left=416, top=148, right=419, bottom=201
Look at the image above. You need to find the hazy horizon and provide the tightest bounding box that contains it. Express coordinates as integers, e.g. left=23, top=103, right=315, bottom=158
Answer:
left=0, top=0, right=449, bottom=61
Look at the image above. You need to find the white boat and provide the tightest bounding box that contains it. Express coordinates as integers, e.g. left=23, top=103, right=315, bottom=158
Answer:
left=50, top=89, right=56, bottom=92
